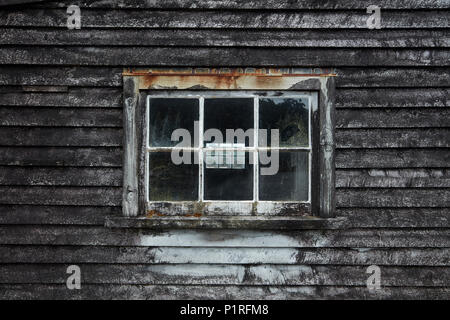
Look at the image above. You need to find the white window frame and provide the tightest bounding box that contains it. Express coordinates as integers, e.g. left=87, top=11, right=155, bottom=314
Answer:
left=144, top=91, right=315, bottom=215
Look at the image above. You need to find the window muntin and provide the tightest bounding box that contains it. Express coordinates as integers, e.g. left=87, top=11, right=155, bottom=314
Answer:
left=145, top=91, right=314, bottom=214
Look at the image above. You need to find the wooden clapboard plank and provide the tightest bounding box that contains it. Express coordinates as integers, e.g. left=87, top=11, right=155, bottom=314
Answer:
left=0, top=186, right=122, bottom=206
left=0, top=167, right=122, bottom=186
left=336, top=88, right=449, bottom=108
left=0, top=147, right=122, bottom=166
left=336, top=128, right=450, bottom=148
left=1, top=9, right=449, bottom=28
left=337, top=188, right=450, bottom=207
left=30, top=0, right=450, bottom=9
left=336, top=148, right=450, bottom=168
left=1, top=245, right=448, bottom=265
left=0, top=107, right=122, bottom=127
left=1, top=28, right=448, bottom=47
left=0, top=47, right=447, bottom=66
left=0, top=88, right=121, bottom=107
left=1, top=226, right=449, bottom=247
left=1, top=284, right=448, bottom=300
left=0, top=264, right=447, bottom=286
left=0, top=127, right=122, bottom=146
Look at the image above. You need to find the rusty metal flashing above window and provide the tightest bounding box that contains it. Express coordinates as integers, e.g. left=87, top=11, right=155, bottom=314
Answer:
left=118, top=67, right=336, bottom=228
left=122, top=68, right=337, bottom=91
left=123, top=67, right=337, bottom=76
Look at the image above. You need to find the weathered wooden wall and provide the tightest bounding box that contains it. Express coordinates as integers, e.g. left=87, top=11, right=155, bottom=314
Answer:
left=0, top=0, right=449, bottom=299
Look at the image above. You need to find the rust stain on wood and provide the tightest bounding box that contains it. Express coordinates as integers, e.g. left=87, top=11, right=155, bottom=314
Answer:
left=184, top=213, right=203, bottom=218
left=122, top=67, right=336, bottom=90
left=122, top=67, right=336, bottom=77
left=146, top=210, right=166, bottom=218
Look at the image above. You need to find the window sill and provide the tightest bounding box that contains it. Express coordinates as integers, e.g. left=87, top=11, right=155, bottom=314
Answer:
left=105, top=215, right=348, bottom=230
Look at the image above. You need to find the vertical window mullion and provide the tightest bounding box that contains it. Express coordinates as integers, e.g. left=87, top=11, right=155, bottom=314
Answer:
left=253, top=96, right=259, bottom=202
left=146, top=97, right=150, bottom=203
left=308, top=96, right=312, bottom=203
left=199, top=97, right=204, bottom=202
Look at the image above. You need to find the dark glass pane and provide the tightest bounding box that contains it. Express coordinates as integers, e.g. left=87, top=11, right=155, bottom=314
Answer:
left=259, top=151, right=309, bottom=201
left=259, top=97, right=309, bottom=147
left=148, top=152, right=198, bottom=201
left=204, top=98, right=254, bottom=147
left=149, top=98, right=199, bottom=147
left=204, top=151, right=253, bottom=200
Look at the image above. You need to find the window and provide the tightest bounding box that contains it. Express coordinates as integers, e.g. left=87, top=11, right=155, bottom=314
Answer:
left=118, top=68, right=336, bottom=226
left=145, top=92, right=314, bottom=215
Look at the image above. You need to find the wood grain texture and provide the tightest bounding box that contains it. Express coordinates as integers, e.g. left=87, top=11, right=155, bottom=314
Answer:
left=1, top=284, right=449, bottom=300
left=0, top=88, right=121, bottom=107
left=0, top=0, right=45, bottom=6
left=336, top=148, right=450, bottom=168
left=1, top=226, right=449, bottom=247
left=0, top=127, right=122, bottom=146
left=0, top=147, right=122, bottom=166
left=336, top=88, right=450, bottom=108
left=337, top=67, right=450, bottom=88
left=0, top=186, right=121, bottom=206
left=1, top=9, right=449, bottom=28
left=2, top=28, right=448, bottom=47
left=0, top=107, right=122, bottom=127
left=0, top=66, right=123, bottom=87
left=0, top=167, right=122, bottom=186
left=336, top=169, right=450, bottom=187
left=0, top=205, right=118, bottom=225
left=337, top=208, right=450, bottom=228
left=2, top=245, right=448, bottom=265
left=337, top=189, right=450, bottom=207
left=0, top=264, right=447, bottom=286
left=336, top=108, right=450, bottom=128
left=336, top=128, right=450, bottom=148
left=122, top=76, right=139, bottom=217
left=1, top=47, right=447, bottom=66
left=30, top=0, right=450, bottom=9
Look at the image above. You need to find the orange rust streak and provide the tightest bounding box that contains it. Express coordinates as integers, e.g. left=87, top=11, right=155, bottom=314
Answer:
left=184, top=213, right=203, bottom=218
left=146, top=210, right=166, bottom=218
left=141, top=74, right=239, bottom=90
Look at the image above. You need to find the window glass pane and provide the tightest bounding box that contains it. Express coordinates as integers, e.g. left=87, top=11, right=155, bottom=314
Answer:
left=149, top=98, right=199, bottom=147
left=205, top=143, right=245, bottom=169
left=259, top=98, right=309, bottom=147
left=204, top=151, right=253, bottom=200
left=148, top=152, right=198, bottom=201
left=204, top=98, right=254, bottom=147
left=259, top=151, right=309, bottom=201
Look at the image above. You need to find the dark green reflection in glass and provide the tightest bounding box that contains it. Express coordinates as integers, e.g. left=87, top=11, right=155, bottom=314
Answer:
left=259, top=151, right=309, bottom=201
left=204, top=98, right=254, bottom=147
left=259, top=98, right=309, bottom=147
left=204, top=152, right=253, bottom=200
left=148, top=152, right=198, bottom=201
left=149, top=98, right=199, bottom=147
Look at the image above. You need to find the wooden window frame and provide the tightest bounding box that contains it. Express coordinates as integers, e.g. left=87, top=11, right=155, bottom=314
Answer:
left=108, top=68, right=338, bottom=229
